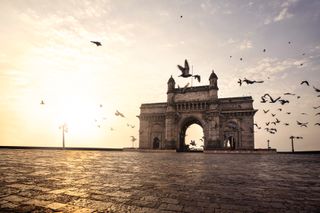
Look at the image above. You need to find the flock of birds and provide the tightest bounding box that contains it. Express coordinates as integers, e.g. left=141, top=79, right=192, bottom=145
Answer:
left=39, top=40, right=138, bottom=147
left=175, top=41, right=319, bottom=147
left=39, top=38, right=318, bottom=148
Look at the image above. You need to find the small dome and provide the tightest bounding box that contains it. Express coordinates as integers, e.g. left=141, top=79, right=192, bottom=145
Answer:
left=168, top=75, right=175, bottom=83
left=209, top=70, right=218, bottom=80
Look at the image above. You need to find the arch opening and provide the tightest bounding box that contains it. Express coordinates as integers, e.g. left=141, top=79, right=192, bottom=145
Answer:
left=153, top=137, right=160, bottom=149
left=178, top=117, right=204, bottom=152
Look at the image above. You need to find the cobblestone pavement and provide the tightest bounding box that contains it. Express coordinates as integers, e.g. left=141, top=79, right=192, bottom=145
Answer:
left=0, top=150, right=320, bottom=213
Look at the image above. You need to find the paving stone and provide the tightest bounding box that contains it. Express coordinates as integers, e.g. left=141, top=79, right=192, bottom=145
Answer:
left=0, top=149, right=320, bottom=212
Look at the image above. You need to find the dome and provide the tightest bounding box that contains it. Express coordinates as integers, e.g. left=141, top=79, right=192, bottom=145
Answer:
left=168, top=75, right=175, bottom=84
left=209, top=70, right=218, bottom=80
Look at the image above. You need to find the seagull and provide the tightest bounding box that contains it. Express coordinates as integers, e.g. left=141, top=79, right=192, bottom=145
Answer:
left=240, top=57, right=243, bottom=61
left=271, top=113, right=276, bottom=117
left=284, top=123, right=290, bottom=126
left=297, top=121, right=308, bottom=127
left=300, top=81, right=309, bottom=86
left=300, top=63, right=304, bottom=66
left=313, top=106, right=320, bottom=109
left=178, top=59, right=192, bottom=78
left=277, top=108, right=282, bottom=111
left=90, top=41, right=102, bottom=46
left=266, top=122, right=270, bottom=126
left=130, top=136, right=137, bottom=142
left=40, top=100, right=45, bottom=105
left=275, top=118, right=280, bottom=123
left=284, top=92, right=296, bottom=96
left=263, top=49, right=266, bottom=52
left=263, top=109, right=269, bottom=113
left=315, top=123, right=320, bottom=126
left=243, top=78, right=264, bottom=85
left=279, top=99, right=290, bottom=105
left=254, top=123, right=261, bottom=129
left=180, top=15, right=183, bottom=18
left=193, top=75, right=201, bottom=82
left=315, top=113, right=320, bottom=116
left=288, top=41, right=291, bottom=44
left=313, top=86, right=320, bottom=92
left=286, top=112, right=291, bottom=115
left=115, top=110, right=125, bottom=118
left=230, top=55, right=232, bottom=58
left=237, top=79, right=242, bottom=86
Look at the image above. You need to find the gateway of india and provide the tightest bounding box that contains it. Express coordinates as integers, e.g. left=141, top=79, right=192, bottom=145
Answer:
left=138, top=71, right=257, bottom=151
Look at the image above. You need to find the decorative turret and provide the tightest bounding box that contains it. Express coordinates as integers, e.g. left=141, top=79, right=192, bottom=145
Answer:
left=167, top=75, right=175, bottom=93
left=209, top=70, right=218, bottom=100
left=209, top=70, right=218, bottom=90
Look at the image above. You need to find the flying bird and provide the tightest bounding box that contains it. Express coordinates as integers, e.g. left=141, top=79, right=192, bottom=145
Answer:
left=288, top=41, right=291, bottom=44
left=130, top=136, right=137, bottom=142
left=315, top=123, right=320, bottom=126
left=286, top=112, right=291, bottom=115
left=180, top=15, right=183, bottom=18
left=315, top=113, right=320, bottom=116
left=284, top=93, right=295, bottom=96
left=115, top=110, right=125, bottom=118
left=271, top=113, right=276, bottom=117
left=277, top=108, right=282, bottom=111
left=178, top=59, right=192, bottom=78
left=243, top=78, right=264, bottom=85
left=263, top=109, right=269, bottom=114
left=300, top=81, right=309, bottom=86
left=240, top=57, right=243, bottom=61
left=284, top=123, right=290, bottom=126
left=237, top=79, right=242, bottom=86
left=90, top=41, right=102, bottom=46
left=313, top=86, right=320, bottom=92
left=278, top=99, right=289, bottom=105
left=265, top=122, right=270, bottom=126
left=193, top=75, right=201, bottom=82
left=263, top=49, right=266, bottom=52
left=297, top=121, right=308, bottom=127
left=313, top=106, right=320, bottom=109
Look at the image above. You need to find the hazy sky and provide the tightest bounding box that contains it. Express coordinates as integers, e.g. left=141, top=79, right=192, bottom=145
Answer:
left=1, top=0, right=320, bottom=151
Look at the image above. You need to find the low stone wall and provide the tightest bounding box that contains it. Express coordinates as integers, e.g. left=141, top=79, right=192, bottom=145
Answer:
left=204, top=149, right=277, bottom=154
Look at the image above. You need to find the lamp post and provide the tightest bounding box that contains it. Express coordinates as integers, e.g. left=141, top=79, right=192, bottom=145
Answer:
left=59, top=123, right=68, bottom=149
left=290, top=136, right=303, bottom=153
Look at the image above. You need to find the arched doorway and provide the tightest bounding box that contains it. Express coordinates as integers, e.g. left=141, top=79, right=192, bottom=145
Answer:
left=153, top=137, right=160, bottom=149
left=223, top=120, right=240, bottom=150
left=178, top=117, right=204, bottom=152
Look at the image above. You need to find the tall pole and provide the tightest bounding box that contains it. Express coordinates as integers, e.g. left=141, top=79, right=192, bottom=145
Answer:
left=290, top=137, right=295, bottom=153
left=62, top=126, right=65, bottom=149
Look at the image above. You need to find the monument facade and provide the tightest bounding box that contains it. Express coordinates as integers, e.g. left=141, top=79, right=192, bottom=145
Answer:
left=138, top=71, right=257, bottom=151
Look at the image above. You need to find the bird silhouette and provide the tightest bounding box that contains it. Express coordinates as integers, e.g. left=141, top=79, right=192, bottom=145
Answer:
left=301, top=113, right=308, bottom=115
left=193, top=75, right=201, bottom=82
left=301, top=81, right=309, bottom=86
left=277, top=108, right=282, bottom=111
left=263, top=109, right=269, bottom=113
left=130, top=136, right=137, bottom=142
left=237, top=79, right=242, bottom=86
left=40, top=100, right=45, bottom=105
left=275, top=118, right=280, bottom=123
left=297, top=121, right=308, bottom=127
left=271, top=113, right=276, bottom=117
left=254, top=123, right=261, bottom=129
left=240, top=57, right=243, bottom=61
left=115, top=110, right=125, bottom=118
left=288, top=41, right=291, bottom=44
left=180, top=15, right=183, bottom=18
left=266, top=122, right=270, bottom=126
left=90, top=41, right=102, bottom=46
left=315, top=123, right=320, bottom=126
left=243, top=78, right=264, bottom=85
left=178, top=59, right=192, bottom=78
left=313, top=106, right=320, bottom=109
left=263, top=49, right=266, bottom=52
left=313, top=86, right=320, bottom=92
left=300, top=63, right=304, bottom=66
left=284, top=123, right=289, bottom=126
left=279, top=99, right=289, bottom=105
left=286, top=112, right=291, bottom=115
left=315, top=113, right=320, bottom=116
left=284, top=92, right=295, bottom=96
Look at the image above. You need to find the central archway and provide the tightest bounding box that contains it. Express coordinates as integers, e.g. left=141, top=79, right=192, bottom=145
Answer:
left=178, top=116, right=205, bottom=152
